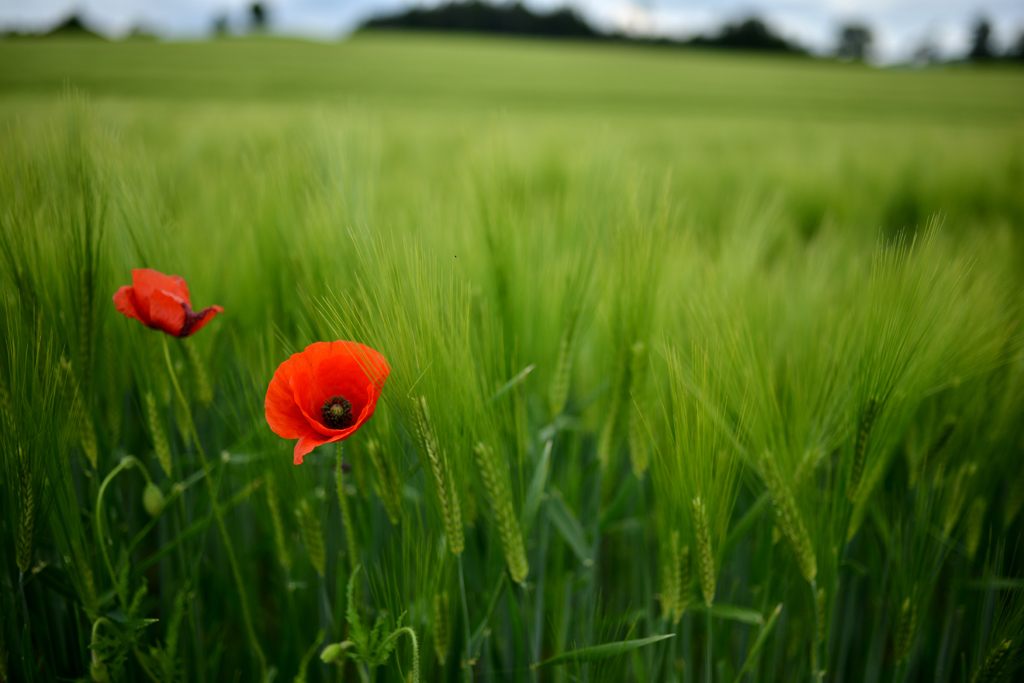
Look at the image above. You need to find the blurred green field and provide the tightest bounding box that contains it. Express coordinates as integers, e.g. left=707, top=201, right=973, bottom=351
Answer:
left=1, top=34, right=1023, bottom=683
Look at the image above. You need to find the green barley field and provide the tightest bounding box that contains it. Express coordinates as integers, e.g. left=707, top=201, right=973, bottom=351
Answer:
left=1, top=33, right=1024, bottom=683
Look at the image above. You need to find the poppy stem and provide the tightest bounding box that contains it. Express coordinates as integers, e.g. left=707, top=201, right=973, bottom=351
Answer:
left=95, top=455, right=153, bottom=593
left=161, top=335, right=268, bottom=682
left=336, top=445, right=360, bottom=573
left=458, top=553, right=472, bottom=683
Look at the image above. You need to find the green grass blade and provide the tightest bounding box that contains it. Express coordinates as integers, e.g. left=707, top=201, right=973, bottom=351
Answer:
left=710, top=604, right=764, bottom=625
left=531, top=633, right=674, bottom=670
left=547, top=488, right=592, bottom=567
left=732, top=604, right=782, bottom=683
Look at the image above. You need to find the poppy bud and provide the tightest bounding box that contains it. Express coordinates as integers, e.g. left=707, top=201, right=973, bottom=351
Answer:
left=320, top=641, right=350, bottom=663
left=143, top=483, right=166, bottom=517
left=91, top=661, right=109, bottom=683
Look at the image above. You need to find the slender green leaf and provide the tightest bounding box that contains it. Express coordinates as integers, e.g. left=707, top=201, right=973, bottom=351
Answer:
left=532, top=633, right=674, bottom=669
left=547, top=488, right=592, bottom=567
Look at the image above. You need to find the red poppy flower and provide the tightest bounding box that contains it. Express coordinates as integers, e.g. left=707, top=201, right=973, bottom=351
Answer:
left=265, top=341, right=390, bottom=465
left=113, top=268, right=224, bottom=337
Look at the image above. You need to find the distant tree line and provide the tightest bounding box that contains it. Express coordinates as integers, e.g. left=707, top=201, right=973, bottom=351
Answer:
left=359, top=1, right=1024, bottom=61
left=4, top=2, right=1024, bottom=64
left=362, top=2, right=807, bottom=53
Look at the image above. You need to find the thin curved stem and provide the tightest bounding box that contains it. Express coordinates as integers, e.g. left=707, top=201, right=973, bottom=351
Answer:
left=458, top=553, right=472, bottom=683
left=810, top=578, right=820, bottom=683
left=706, top=604, right=713, bottom=683
left=162, top=335, right=267, bottom=681
left=384, top=626, right=420, bottom=683
left=336, top=446, right=360, bottom=573
left=95, top=455, right=152, bottom=591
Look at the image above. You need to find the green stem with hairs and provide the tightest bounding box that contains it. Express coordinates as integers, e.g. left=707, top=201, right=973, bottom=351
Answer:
left=810, top=578, right=820, bottom=682
left=706, top=604, right=713, bottom=683
left=95, top=455, right=154, bottom=591
left=381, top=626, right=420, bottom=683
left=336, top=446, right=360, bottom=573
left=458, top=553, right=472, bottom=683
left=161, top=335, right=267, bottom=681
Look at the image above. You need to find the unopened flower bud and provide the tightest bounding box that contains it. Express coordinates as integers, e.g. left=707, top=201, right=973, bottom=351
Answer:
left=143, top=483, right=166, bottom=517
left=91, top=661, right=110, bottom=682
left=320, top=641, right=348, bottom=663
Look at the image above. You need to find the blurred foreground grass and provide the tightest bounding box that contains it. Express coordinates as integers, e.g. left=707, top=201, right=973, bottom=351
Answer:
left=0, top=34, right=1023, bottom=683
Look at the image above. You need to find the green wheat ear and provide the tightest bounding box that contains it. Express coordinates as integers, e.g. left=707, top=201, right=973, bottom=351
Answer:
left=144, top=391, right=172, bottom=477
left=296, top=498, right=325, bottom=577
left=692, top=496, right=716, bottom=607
left=367, top=438, right=402, bottom=525
left=433, top=591, right=450, bottom=665
left=264, top=473, right=291, bottom=572
left=628, top=340, right=650, bottom=478
left=414, top=395, right=463, bottom=556
left=848, top=396, right=878, bottom=501
left=475, top=442, right=528, bottom=583
left=760, top=450, right=817, bottom=584
left=16, top=452, right=35, bottom=574
left=971, top=638, right=1013, bottom=683
left=661, top=530, right=690, bottom=624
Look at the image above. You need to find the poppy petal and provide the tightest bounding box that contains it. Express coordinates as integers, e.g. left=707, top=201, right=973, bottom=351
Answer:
left=290, top=371, right=343, bottom=437
left=310, top=354, right=369, bottom=416
left=181, top=305, right=224, bottom=337
left=266, top=367, right=314, bottom=440
left=132, top=268, right=191, bottom=309
left=148, top=289, right=187, bottom=336
left=113, top=286, right=145, bottom=324
left=294, top=433, right=336, bottom=465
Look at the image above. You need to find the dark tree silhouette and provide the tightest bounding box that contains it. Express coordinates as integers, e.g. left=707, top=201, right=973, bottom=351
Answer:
left=1011, top=29, right=1024, bottom=61
left=837, top=23, right=872, bottom=61
left=212, top=14, right=229, bottom=37
left=969, top=18, right=993, bottom=60
left=692, top=17, right=803, bottom=53
left=363, top=1, right=596, bottom=38
left=360, top=3, right=806, bottom=53
left=250, top=3, right=268, bottom=32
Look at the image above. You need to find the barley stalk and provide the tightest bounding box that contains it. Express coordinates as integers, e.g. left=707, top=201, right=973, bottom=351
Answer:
left=367, top=438, right=402, bottom=524
left=265, top=473, right=291, bottom=572
left=80, top=417, right=98, bottom=470
left=816, top=587, right=827, bottom=645
left=893, top=597, right=917, bottom=664
left=447, top=472, right=465, bottom=556
left=182, top=338, right=213, bottom=406
left=415, top=396, right=463, bottom=555
left=661, top=530, right=690, bottom=624
left=964, top=497, right=986, bottom=561
left=943, top=462, right=976, bottom=540
left=336, top=452, right=361, bottom=572
left=692, top=496, right=715, bottom=607
left=549, top=308, right=579, bottom=416
left=1004, top=470, right=1024, bottom=527
left=848, top=397, right=878, bottom=501
left=0, top=621, right=8, bottom=683
left=433, top=591, right=451, bottom=665
left=971, top=638, right=1013, bottom=683
left=628, top=341, right=650, bottom=478
left=17, top=452, right=34, bottom=574
left=144, top=391, right=172, bottom=476
left=475, top=442, right=528, bottom=583
left=597, top=350, right=628, bottom=470
left=760, top=450, right=817, bottom=583
left=59, top=357, right=97, bottom=468
left=296, top=499, right=325, bottom=577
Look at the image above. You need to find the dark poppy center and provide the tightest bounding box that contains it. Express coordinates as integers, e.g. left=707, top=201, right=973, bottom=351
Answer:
left=321, top=396, right=354, bottom=429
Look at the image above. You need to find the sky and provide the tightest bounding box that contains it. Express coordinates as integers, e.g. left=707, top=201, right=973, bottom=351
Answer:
left=2, top=0, right=1023, bottom=63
